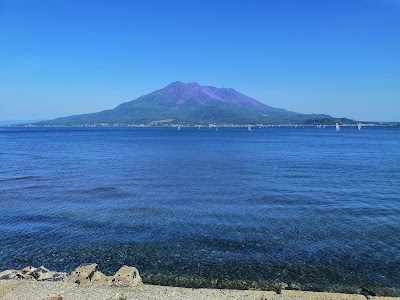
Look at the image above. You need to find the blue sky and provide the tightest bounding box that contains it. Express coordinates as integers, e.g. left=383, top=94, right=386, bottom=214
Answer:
left=1, top=0, right=399, bottom=121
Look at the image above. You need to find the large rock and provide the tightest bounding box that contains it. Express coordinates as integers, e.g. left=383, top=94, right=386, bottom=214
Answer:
left=111, top=265, right=142, bottom=286
left=91, top=271, right=106, bottom=282
left=21, top=266, right=36, bottom=274
left=0, top=266, right=67, bottom=282
left=37, top=271, right=68, bottom=282
left=0, top=270, right=20, bottom=280
left=71, top=264, right=98, bottom=284
left=27, top=266, right=50, bottom=280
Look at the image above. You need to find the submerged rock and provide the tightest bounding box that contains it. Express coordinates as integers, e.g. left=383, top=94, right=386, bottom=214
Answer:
left=111, top=265, right=142, bottom=286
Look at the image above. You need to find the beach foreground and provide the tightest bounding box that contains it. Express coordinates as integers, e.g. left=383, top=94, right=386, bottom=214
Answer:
left=1, top=263, right=400, bottom=300
left=1, top=280, right=400, bottom=300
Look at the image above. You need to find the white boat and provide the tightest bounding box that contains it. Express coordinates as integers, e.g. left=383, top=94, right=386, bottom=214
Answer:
left=215, top=126, right=218, bottom=132
left=248, top=124, right=252, bottom=131
left=336, top=123, right=340, bottom=131
left=178, top=125, right=181, bottom=131
left=358, top=123, right=362, bottom=130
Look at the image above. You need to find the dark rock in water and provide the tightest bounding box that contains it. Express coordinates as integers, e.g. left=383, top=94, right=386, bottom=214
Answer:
left=287, top=282, right=301, bottom=290
left=271, top=281, right=288, bottom=294
left=142, top=273, right=290, bottom=292
left=360, top=286, right=377, bottom=297
left=17, top=257, right=32, bottom=264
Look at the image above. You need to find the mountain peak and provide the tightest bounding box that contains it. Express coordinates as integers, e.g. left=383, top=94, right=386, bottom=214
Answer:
left=167, top=81, right=200, bottom=88
left=39, top=82, right=335, bottom=125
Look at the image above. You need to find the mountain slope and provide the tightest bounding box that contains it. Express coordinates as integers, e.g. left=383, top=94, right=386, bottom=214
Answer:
left=40, top=82, right=339, bottom=125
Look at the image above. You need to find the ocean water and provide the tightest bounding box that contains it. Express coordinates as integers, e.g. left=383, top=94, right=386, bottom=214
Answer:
left=0, top=126, right=399, bottom=295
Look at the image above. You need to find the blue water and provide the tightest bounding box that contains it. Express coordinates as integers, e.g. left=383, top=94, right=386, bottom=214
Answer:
left=0, top=126, right=399, bottom=294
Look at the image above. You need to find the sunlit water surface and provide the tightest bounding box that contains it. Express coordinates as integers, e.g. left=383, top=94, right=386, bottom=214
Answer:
left=0, top=126, right=399, bottom=294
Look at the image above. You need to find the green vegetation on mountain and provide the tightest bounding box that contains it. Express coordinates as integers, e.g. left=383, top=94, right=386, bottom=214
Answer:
left=303, top=118, right=357, bottom=125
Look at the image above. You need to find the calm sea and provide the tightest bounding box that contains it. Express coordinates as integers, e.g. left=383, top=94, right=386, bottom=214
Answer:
left=0, top=126, right=399, bottom=294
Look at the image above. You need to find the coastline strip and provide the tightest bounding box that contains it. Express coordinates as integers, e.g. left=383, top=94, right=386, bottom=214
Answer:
left=1, top=281, right=400, bottom=300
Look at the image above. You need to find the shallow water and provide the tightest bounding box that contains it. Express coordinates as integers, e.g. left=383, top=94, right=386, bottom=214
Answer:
left=0, top=126, right=399, bottom=294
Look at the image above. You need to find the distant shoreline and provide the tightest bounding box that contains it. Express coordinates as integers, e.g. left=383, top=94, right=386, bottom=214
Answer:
left=3, top=123, right=400, bottom=128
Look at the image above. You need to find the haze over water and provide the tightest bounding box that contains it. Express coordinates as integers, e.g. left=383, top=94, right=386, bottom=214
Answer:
left=0, top=126, right=399, bottom=294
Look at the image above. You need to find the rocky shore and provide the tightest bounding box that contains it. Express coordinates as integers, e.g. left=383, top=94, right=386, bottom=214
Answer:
left=0, top=265, right=399, bottom=300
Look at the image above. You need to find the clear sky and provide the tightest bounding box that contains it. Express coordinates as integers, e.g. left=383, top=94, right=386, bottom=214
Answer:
left=1, top=0, right=399, bottom=122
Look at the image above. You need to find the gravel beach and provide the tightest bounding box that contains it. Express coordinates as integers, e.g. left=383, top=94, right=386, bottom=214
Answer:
left=1, top=280, right=399, bottom=300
